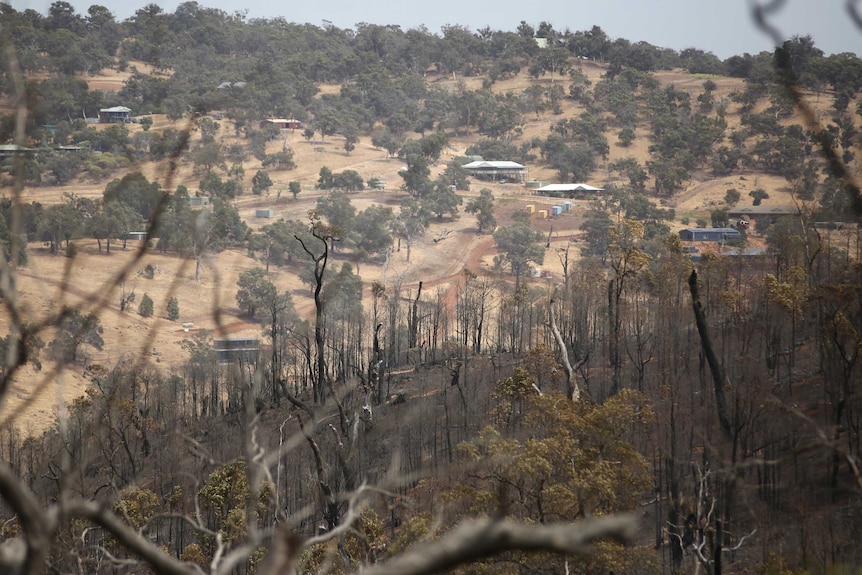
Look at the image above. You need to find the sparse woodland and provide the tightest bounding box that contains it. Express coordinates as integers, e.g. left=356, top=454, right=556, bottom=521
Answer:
left=1, top=2, right=862, bottom=574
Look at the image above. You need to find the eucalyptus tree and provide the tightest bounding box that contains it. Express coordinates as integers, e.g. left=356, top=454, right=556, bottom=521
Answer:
left=465, top=189, right=496, bottom=234
left=88, top=201, right=139, bottom=254
left=493, top=220, right=544, bottom=290
left=349, top=205, right=394, bottom=272
left=394, top=197, right=430, bottom=263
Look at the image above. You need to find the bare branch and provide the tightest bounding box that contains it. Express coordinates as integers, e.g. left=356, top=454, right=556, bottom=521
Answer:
left=0, top=462, right=53, bottom=575
left=849, top=0, right=862, bottom=29
left=358, top=515, right=637, bottom=575
left=63, top=500, right=199, bottom=575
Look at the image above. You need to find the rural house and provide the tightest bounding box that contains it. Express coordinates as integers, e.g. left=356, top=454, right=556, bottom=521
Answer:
left=260, top=118, right=302, bottom=130
left=534, top=183, right=604, bottom=198
left=99, top=106, right=132, bottom=123
left=462, top=160, right=527, bottom=182
left=679, top=227, right=742, bottom=242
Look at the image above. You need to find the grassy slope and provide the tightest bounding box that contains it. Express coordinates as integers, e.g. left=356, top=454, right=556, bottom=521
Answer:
left=2, top=60, right=854, bottom=434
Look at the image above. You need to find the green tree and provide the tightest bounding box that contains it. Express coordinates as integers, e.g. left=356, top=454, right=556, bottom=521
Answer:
left=465, top=189, right=496, bottom=233
left=343, top=132, right=358, bottom=155
left=138, top=293, right=154, bottom=317
left=749, top=188, right=770, bottom=205
left=523, top=84, right=547, bottom=118
left=580, top=208, right=613, bottom=264
left=332, top=169, right=364, bottom=192
left=349, top=205, right=394, bottom=268
left=41, top=150, right=82, bottom=185
left=494, top=221, right=544, bottom=289
left=262, top=150, right=295, bottom=170
left=236, top=267, right=275, bottom=318
left=316, top=190, right=356, bottom=233
left=647, top=156, right=689, bottom=196
left=251, top=170, right=273, bottom=196
left=289, top=181, right=301, bottom=200
left=724, top=188, right=741, bottom=207
left=371, top=130, right=403, bottom=157
left=51, top=309, right=104, bottom=364
left=538, top=46, right=572, bottom=82
left=167, top=296, right=180, bottom=321
left=394, top=196, right=430, bottom=263
left=88, top=201, right=139, bottom=254
left=452, top=385, right=656, bottom=574
left=39, top=203, right=84, bottom=255
left=198, top=460, right=270, bottom=551
left=103, top=172, right=166, bottom=221
left=617, top=126, right=636, bottom=146
left=317, top=166, right=334, bottom=189
left=424, top=178, right=463, bottom=221
left=399, top=153, right=432, bottom=196
left=711, top=209, right=730, bottom=227
left=192, top=141, right=225, bottom=174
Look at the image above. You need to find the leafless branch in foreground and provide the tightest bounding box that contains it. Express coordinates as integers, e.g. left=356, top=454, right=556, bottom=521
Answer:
left=354, top=515, right=637, bottom=575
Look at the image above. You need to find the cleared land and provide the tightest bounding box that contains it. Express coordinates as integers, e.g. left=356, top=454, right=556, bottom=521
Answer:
left=1, top=62, right=832, bottom=433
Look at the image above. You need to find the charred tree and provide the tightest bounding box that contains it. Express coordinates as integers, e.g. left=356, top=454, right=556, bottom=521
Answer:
left=688, top=269, right=733, bottom=441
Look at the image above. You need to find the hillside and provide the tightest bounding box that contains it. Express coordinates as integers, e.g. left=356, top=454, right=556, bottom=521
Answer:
left=4, top=59, right=845, bottom=427
left=2, top=7, right=862, bottom=575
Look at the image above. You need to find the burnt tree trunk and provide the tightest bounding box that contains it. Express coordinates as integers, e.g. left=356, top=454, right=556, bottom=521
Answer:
left=688, top=269, right=732, bottom=441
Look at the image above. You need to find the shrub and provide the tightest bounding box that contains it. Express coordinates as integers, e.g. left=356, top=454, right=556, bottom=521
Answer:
left=724, top=188, right=741, bottom=207
left=167, top=296, right=180, bottom=321
left=139, top=293, right=154, bottom=317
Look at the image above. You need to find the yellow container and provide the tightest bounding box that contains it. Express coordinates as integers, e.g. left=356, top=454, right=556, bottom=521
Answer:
left=526, top=204, right=535, bottom=213
left=537, top=210, right=547, bottom=219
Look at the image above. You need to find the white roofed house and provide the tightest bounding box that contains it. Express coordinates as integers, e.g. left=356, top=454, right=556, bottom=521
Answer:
left=99, top=106, right=132, bottom=123
left=462, top=160, right=527, bottom=183
left=534, top=183, right=604, bottom=198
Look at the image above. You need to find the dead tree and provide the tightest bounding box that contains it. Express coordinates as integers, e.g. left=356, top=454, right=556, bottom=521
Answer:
left=548, top=296, right=583, bottom=401
left=295, top=220, right=338, bottom=404
left=408, top=281, right=422, bottom=349
left=688, top=269, right=732, bottom=441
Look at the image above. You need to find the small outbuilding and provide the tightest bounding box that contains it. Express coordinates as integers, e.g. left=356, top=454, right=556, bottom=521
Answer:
left=188, top=196, right=211, bottom=207
left=214, top=338, right=260, bottom=364
left=0, top=144, right=38, bottom=160
left=728, top=205, right=798, bottom=218
left=535, top=183, right=604, bottom=198
left=728, top=205, right=798, bottom=229
left=679, top=228, right=742, bottom=242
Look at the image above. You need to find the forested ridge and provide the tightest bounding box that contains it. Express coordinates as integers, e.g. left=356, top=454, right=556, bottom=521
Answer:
left=1, top=2, right=862, bottom=574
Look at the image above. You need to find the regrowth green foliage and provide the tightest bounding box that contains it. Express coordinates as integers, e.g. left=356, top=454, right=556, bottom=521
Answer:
left=440, top=377, right=656, bottom=574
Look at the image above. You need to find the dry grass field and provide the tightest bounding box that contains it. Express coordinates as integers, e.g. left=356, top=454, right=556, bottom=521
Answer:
left=2, top=60, right=843, bottom=434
